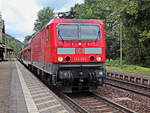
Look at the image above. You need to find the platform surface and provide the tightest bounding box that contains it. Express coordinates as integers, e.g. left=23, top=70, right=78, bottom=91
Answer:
left=0, top=60, right=74, bottom=113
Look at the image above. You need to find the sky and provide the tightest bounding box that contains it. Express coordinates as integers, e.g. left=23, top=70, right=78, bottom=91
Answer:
left=0, top=0, right=84, bottom=42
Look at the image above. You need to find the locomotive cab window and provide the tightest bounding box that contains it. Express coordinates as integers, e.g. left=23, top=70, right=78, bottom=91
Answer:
left=80, top=24, right=100, bottom=40
left=57, top=23, right=100, bottom=40
left=58, top=24, right=78, bottom=40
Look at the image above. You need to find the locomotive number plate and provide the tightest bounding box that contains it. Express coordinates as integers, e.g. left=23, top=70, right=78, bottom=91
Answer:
left=75, top=48, right=85, bottom=54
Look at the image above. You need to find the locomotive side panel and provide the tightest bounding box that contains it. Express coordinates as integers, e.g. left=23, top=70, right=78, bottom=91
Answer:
left=43, top=24, right=59, bottom=74
left=31, top=29, right=45, bottom=70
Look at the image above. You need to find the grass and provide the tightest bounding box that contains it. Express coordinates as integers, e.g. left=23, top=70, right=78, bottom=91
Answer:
left=106, top=60, right=150, bottom=74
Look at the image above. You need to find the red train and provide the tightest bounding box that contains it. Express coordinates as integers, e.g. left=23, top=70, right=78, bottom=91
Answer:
left=18, top=19, right=106, bottom=92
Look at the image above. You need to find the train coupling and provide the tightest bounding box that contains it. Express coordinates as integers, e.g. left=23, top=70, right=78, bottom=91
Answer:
left=94, top=70, right=106, bottom=78
left=59, top=71, right=73, bottom=80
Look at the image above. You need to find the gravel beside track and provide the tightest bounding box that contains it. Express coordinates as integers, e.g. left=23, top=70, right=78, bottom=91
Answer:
left=96, top=85, right=150, bottom=113
left=105, top=77, right=150, bottom=97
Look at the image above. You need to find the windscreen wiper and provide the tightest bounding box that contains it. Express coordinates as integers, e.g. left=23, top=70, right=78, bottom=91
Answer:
left=58, top=29, right=64, bottom=43
left=95, top=31, right=100, bottom=43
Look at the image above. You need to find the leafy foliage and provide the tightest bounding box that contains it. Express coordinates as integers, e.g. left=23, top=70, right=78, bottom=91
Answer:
left=3, top=34, right=23, bottom=53
left=34, top=7, right=54, bottom=32
left=23, top=35, right=32, bottom=45
left=69, top=0, right=150, bottom=66
left=120, top=0, right=150, bottom=65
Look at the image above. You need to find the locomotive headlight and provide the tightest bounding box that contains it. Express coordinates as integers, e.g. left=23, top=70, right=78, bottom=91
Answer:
left=96, top=56, right=101, bottom=61
left=58, top=57, right=63, bottom=62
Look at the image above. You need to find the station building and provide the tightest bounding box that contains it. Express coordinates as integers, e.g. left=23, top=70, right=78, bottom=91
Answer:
left=0, top=13, right=13, bottom=60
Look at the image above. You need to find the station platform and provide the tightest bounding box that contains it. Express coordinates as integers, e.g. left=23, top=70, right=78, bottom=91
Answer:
left=0, top=60, right=74, bottom=113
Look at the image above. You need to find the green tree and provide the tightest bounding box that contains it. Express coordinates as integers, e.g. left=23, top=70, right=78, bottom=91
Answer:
left=70, top=0, right=150, bottom=66
left=120, top=0, right=150, bottom=65
left=23, top=35, right=32, bottom=45
left=34, top=7, right=54, bottom=32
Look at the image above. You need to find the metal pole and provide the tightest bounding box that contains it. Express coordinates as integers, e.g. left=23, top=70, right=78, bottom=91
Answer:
left=120, top=22, right=123, bottom=65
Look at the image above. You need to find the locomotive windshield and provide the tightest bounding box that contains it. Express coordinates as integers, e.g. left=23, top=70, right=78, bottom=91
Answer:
left=57, top=24, right=100, bottom=40
left=58, top=24, right=78, bottom=40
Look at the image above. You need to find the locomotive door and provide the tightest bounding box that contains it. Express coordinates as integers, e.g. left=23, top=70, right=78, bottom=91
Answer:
left=41, top=36, right=44, bottom=68
left=45, top=26, right=51, bottom=62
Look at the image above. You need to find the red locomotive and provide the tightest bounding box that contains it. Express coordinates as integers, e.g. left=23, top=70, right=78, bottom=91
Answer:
left=18, top=19, right=106, bottom=92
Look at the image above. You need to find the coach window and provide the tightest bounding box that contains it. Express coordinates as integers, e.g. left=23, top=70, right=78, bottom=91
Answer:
left=46, top=26, right=49, bottom=41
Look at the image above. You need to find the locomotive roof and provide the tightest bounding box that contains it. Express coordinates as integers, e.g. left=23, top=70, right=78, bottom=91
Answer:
left=46, top=19, right=104, bottom=26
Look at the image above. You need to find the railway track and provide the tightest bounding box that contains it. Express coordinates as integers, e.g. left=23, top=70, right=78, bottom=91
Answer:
left=106, top=71, right=150, bottom=87
left=105, top=77, right=150, bottom=97
left=54, top=89, right=137, bottom=113
left=106, top=72, right=150, bottom=97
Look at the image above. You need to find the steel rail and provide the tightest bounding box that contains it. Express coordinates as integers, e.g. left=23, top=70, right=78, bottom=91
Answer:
left=52, top=89, right=89, bottom=113
left=56, top=89, right=137, bottom=113
left=105, top=77, right=150, bottom=97
left=106, top=76, right=150, bottom=89
left=106, top=71, right=150, bottom=87
left=92, top=92, right=137, bottom=113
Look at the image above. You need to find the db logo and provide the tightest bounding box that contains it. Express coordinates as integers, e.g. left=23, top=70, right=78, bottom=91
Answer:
left=75, top=48, right=85, bottom=54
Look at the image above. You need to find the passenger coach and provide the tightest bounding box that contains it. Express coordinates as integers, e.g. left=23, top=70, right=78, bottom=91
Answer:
left=18, top=19, right=106, bottom=92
